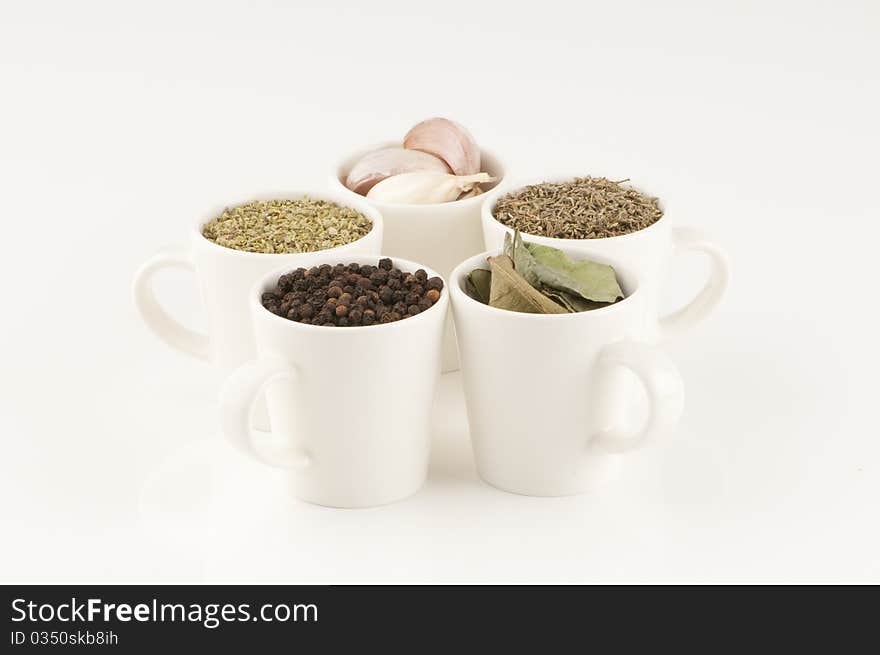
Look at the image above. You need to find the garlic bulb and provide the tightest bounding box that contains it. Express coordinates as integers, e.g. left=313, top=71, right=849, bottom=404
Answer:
left=367, top=172, right=496, bottom=204
left=345, top=147, right=450, bottom=195
left=403, top=118, right=481, bottom=176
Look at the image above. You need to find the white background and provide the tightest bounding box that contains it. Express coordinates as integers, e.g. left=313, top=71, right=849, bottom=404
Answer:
left=1, top=0, right=878, bottom=583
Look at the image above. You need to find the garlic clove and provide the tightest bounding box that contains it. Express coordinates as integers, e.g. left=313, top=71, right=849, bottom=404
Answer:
left=457, top=186, right=485, bottom=201
left=403, top=118, right=481, bottom=176
left=367, top=172, right=496, bottom=205
left=345, top=147, right=450, bottom=195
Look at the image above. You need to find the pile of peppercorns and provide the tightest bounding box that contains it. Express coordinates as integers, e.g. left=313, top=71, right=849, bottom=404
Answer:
left=261, top=258, right=444, bottom=327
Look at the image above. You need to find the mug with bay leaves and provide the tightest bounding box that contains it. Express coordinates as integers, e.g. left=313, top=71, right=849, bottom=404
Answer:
left=481, top=175, right=730, bottom=342
left=450, top=246, right=685, bottom=496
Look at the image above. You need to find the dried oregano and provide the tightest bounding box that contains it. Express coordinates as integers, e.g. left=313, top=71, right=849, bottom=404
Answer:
left=202, top=198, right=372, bottom=254
left=492, top=177, right=663, bottom=239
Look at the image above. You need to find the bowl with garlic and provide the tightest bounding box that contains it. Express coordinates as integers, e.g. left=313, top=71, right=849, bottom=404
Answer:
left=331, top=117, right=506, bottom=371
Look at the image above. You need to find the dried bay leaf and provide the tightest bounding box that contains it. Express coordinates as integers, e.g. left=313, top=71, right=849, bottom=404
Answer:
left=503, top=230, right=540, bottom=288
left=523, top=240, right=623, bottom=304
left=466, top=268, right=492, bottom=304
left=504, top=230, right=622, bottom=305
left=487, top=255, right=568, bottom=314
left=539, top=286, right=608, bottom=312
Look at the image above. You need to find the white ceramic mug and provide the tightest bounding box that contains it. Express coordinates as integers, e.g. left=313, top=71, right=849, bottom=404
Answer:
left=331, top=143, right=506, bottom=371
left=481, top=176, right=729, bottom=341
left=132, top=191, right=383, bottom=375
left=450, top=249, right=685, bottom=496
left=220, top=255, right=449, bottom=508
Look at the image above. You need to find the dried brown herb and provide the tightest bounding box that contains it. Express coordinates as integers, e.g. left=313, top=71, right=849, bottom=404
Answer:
left=487, top=255, right=567, bottom=314
left=466, top=269, right=492, bottom=303
left=202, top=198, right=372, bottom=254
left=493, top=177, right=662, bottom=239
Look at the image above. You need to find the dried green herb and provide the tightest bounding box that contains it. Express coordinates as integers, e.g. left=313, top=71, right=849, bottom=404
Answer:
left=466, top=269, right=492, bottom=303
left=493, top=177, right=662, bottom=239
left=487, top=255, right=567, bottom=314
left=202, top=198, right=372, bottom=254
left=524, top=242, right=622, bottom=304
left=539, top=286, right=608, bottom=312
left=504, top=230, right=623, bottom=304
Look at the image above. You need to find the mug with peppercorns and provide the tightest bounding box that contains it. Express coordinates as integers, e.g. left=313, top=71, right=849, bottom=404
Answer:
left=220, top=255, right=448, bottom=508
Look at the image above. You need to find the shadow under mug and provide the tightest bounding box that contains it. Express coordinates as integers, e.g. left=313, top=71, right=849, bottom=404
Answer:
left=481, top=175, right=730, bottom=342
left=331, top=143, right=506, bottom=372
left=450, top=248, right=685, bottom=497
left=132, top=190, right=384, bottom=376
left=220, top=255, right=449, bottom=509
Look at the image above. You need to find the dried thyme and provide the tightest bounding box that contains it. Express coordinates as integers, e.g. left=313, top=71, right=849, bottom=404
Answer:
left=492, top=177, right=663, bottom=239
left=202, top=198, right=372, bottom=254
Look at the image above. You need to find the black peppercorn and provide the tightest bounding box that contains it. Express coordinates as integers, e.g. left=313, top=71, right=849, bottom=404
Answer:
left=263, top=261, right=441, bottom=328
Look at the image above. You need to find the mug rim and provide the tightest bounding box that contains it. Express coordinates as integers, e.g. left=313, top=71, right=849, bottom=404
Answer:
left=331, top=141, right=506, bottom=210
left=481, top=173, right=668, bottom=245
left=190, top=189, right=383, bottom=259
left=450, top=247, right=644, bottom=321
left=251, top=254, right=449, bottom=333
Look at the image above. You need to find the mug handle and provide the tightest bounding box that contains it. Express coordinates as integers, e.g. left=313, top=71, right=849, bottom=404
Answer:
left=132, top=247, right=211, bottom=361
left=658, top=227, right=730, bottom=340
left=588, top=340, right=685, bottom=455
left=219, top=357, right=312, bottom=470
